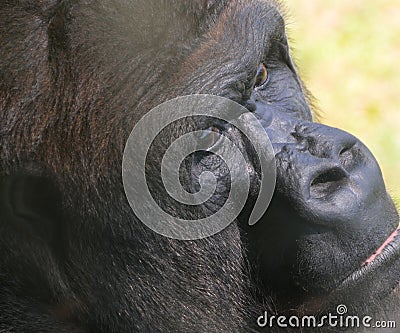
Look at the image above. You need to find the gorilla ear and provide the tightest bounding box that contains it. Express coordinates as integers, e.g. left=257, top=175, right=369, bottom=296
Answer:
left=0, top=173, right=64, bottom=247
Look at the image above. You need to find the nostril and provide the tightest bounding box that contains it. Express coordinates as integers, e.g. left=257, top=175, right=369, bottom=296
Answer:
left=310, top=166, right=348, bottom=199
left=339, top=146, right=350, bottom=156
left=339, top=142, right=359, bottom=171
left=311, top=167, right=347, bottom=186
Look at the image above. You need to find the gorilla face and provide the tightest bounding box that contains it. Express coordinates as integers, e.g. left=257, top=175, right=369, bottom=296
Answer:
left=0, top=0, right=399, bottom=332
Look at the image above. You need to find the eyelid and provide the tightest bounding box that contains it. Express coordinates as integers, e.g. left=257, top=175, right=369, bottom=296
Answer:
left=275, top=39, right=297, bottom=74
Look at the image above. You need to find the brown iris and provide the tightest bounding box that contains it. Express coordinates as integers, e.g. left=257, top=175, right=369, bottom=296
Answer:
left=255, top=63, right=268, bottom=87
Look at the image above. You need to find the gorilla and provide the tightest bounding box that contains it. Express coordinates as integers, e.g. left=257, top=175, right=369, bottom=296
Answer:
left=0, top=0, right=399, bottom=332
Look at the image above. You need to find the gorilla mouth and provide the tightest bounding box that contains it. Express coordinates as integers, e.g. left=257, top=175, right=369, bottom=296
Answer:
left=300, top=226, right=400, bottom=315
left=337, top=226, right=400, bottom=291
left=363, top=227, right=400, bottom=266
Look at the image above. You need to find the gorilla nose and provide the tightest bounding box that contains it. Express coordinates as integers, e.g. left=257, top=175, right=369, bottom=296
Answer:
left=309, top=164, right=349, bottom=199
left=275, top=142, right=351, bottom=200
left=292, top=122, right=359, bottom=161
left=300, top=126, right=358, bottom=199
left=272, top=121, right=366, bottom=200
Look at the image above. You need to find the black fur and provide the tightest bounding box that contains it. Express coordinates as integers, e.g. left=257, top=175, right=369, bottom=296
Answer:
left=0, top=1, right=399, bottom=332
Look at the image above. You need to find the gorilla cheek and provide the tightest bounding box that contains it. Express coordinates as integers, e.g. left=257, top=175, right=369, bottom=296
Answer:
left=191, top=151, right=258, bottom=215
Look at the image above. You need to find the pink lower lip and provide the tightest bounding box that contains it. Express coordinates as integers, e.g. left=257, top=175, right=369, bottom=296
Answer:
left=363, top=227, right=400, bottom=266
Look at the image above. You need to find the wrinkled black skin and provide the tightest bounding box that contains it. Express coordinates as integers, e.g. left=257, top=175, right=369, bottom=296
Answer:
left=0, top=1, right=399, bottom=332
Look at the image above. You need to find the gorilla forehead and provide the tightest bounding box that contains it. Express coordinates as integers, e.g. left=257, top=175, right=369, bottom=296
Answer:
left=2, top=0, right=291, bottom=160
left=0, top=0, right=291, bottom=185
left=63, top=0, right=286, bottom=99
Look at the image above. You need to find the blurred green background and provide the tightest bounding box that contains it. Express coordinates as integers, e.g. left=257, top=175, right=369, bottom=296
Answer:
left=285, top=0, right=400, bottom=206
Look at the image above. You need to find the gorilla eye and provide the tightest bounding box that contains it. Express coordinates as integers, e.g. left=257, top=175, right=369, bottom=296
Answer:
left=254, top=63, right=269, bottom=87
left=198, top=126, right=222, bottom=150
